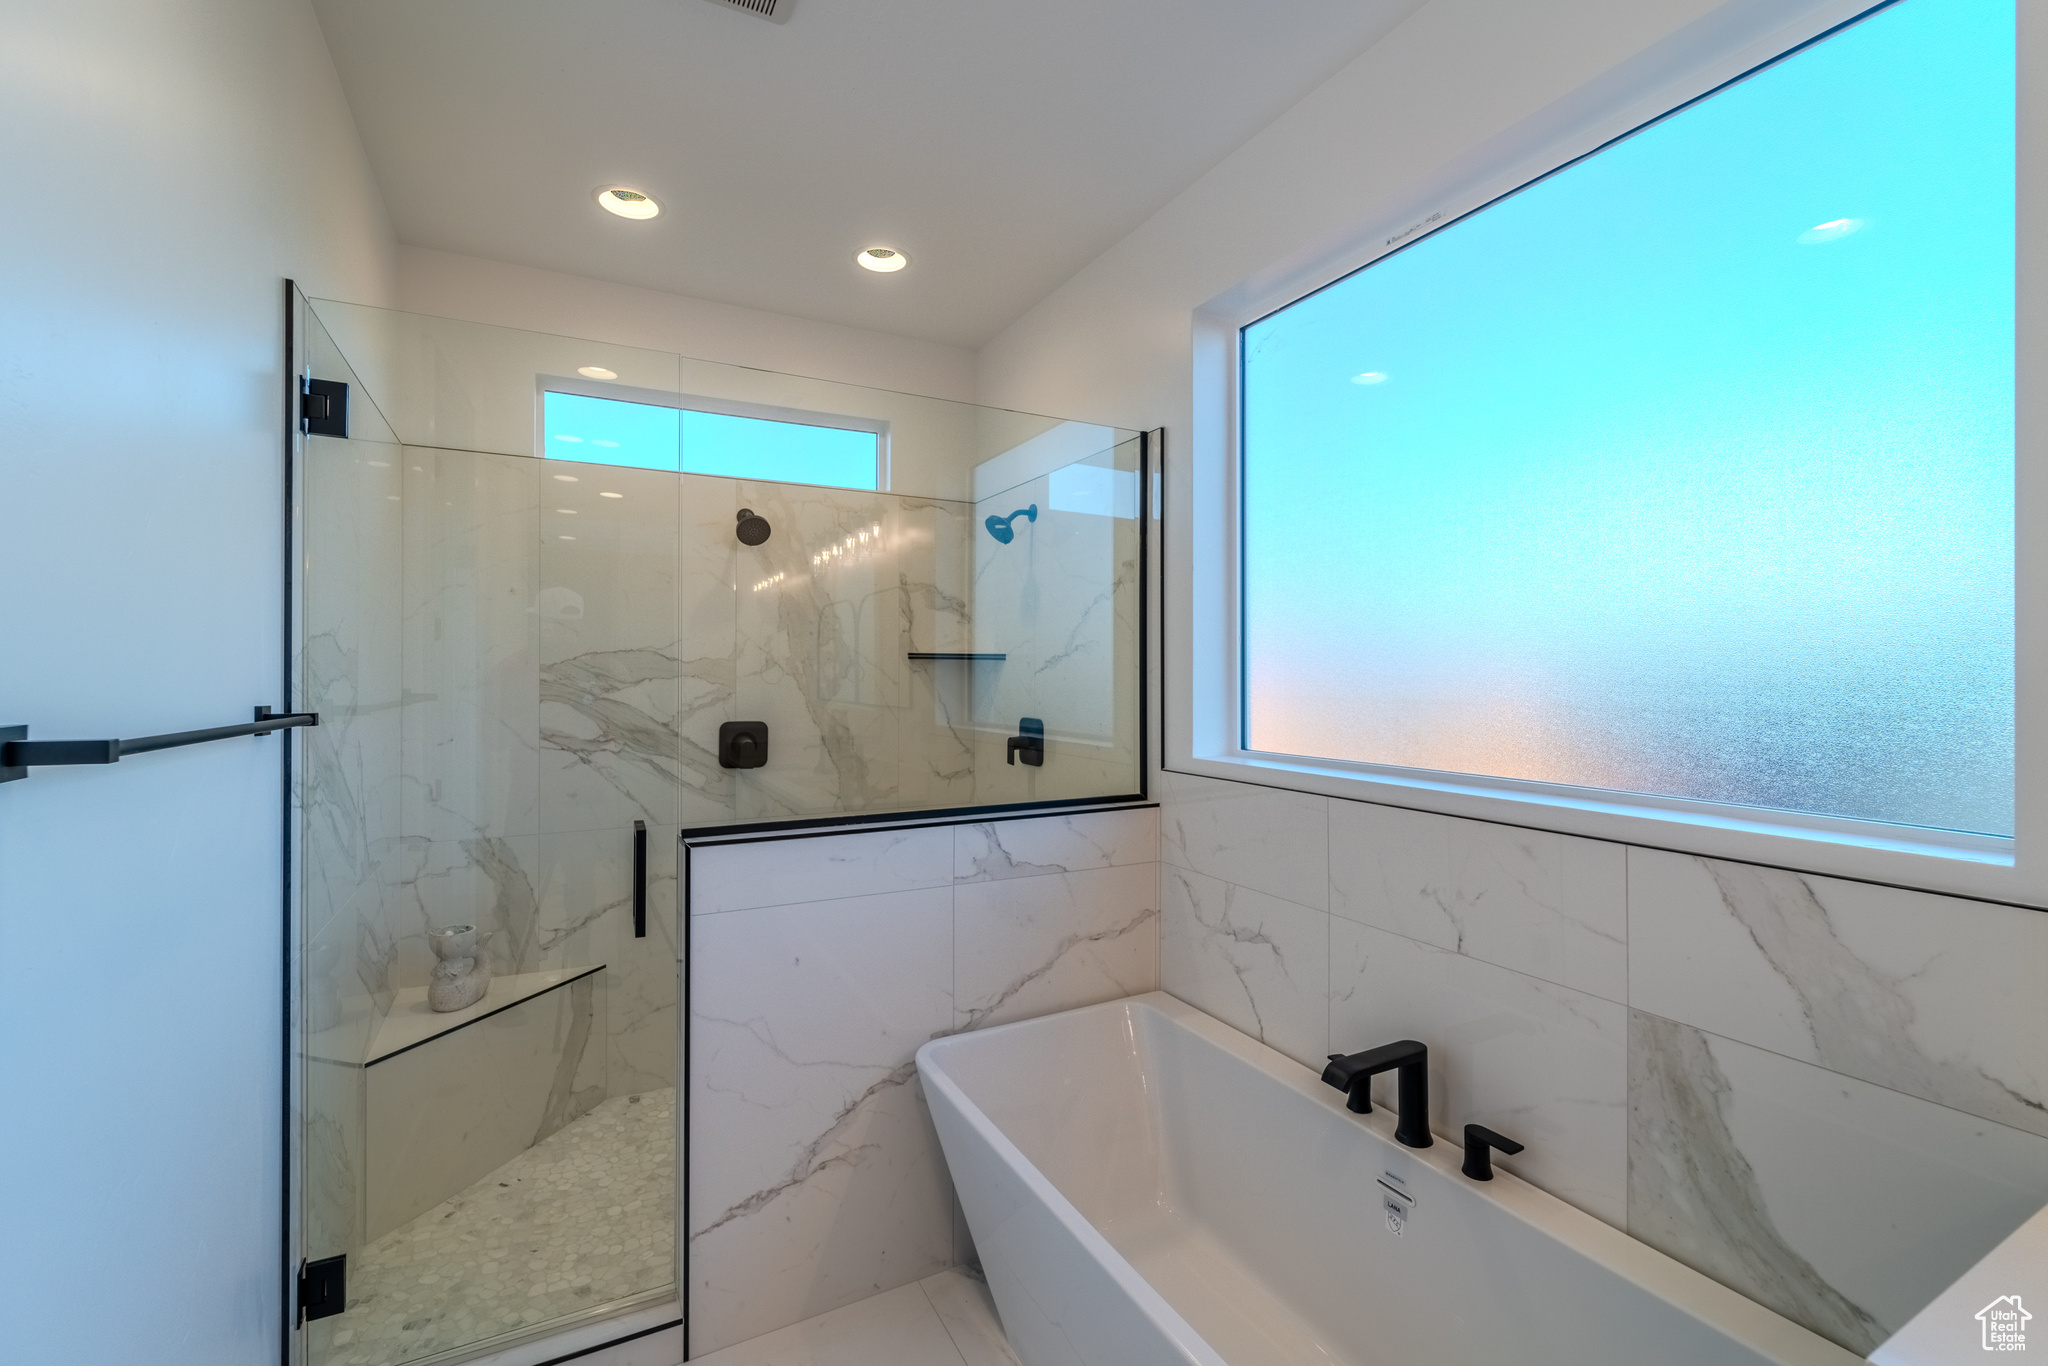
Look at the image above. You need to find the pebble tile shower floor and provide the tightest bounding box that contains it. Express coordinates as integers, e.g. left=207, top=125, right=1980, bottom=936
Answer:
left=322, top=1089, right=676, bottom=1366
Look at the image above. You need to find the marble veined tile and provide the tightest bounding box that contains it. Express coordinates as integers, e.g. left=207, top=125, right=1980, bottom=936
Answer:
left=898, top=496, right=980, bottom=812
left=920, top=1267, right=1019, bottom=1366
left=1628, top=1012, right=2048, bottom=1354
left=970, top=471, right=1136, bottom=745
left=955, top=862, right=1159, bottom=1031
left=541, top=643, right=686, bottom=830
left=689, top=825, right=954, bottom=915
left=1328, top=799, right=1626, bottom=1002
left=401, top=447, right=541, bottom=843
left=388, top=833, right=543, bottom=986
left=689, top=887, right=957, bottom=1353
left=953, top=806, right=1158, bottom=882
left=540, top=460, right=684, bottom=832
left=1161, top=771, right=1328, bottom=911
left=691, top=1279, right=971, bottom=1366
left=1161, top=864, right=1328, bottom=1069
left=1627, top=849, right=2048, bottom=1136
left=365, top=972, right=606, bottom=1241
left=730, top=481, right=926, bottom=820
left=677, top=472, right=741, bottom=823
left=1329, top=918, right=1627, bottom=1226
left=301, top=440, right=403, bottom=963
left=535, top=825, right=680, bottom=1100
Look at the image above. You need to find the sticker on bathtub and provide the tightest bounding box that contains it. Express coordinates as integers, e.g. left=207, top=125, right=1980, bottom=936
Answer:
left=1978, top=1295, right=2029, bottom=1351
left=1377, top=1178, right=1414, bottom=1237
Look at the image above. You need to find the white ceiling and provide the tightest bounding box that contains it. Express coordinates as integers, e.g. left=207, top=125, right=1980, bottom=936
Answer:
left=313, top=0, right=1427, bottom=348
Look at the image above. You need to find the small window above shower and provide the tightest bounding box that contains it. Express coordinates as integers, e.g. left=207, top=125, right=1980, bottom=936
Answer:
left=541, top=387, right=884, bottom=491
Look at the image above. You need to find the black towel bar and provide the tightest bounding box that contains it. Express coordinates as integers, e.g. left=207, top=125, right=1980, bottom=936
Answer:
left=0, top=706, right=319, bottom=782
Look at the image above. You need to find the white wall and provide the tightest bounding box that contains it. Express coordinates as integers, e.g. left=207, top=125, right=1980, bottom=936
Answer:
left=977, top=0, right=2048, bottom=1355
left=399, top=246, right=977, bottom=404
left=0, top=1, right=394, bottom=1362
left=975, top=0, right=1735, bottom=426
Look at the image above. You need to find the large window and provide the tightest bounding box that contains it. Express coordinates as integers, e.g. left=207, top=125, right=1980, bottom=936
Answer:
left=1240, top=0, right=2014, bottom=837
left=543, top=390, right=882, bottom=489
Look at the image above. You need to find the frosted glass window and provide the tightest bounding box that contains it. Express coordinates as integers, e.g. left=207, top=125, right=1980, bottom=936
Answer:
left=1240, top=0, right=2014, bottom=836
left=543, top=391, right=879, bottom=489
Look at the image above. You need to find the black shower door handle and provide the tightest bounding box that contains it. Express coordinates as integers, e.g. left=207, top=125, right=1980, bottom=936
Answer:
left=632, top=820, right=647, bottom=938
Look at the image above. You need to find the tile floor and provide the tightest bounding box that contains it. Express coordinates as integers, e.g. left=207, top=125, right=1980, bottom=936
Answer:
left=321, top=1089, right=677, bottom=1366
left=694, top=1267, right=1019, bottom=1366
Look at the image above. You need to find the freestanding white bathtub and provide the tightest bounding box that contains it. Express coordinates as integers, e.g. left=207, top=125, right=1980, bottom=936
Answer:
left=917, top=994, right=1864, bottom=1366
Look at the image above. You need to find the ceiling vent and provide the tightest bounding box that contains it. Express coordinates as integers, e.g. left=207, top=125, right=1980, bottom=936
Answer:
left=708, top=0, right=789, bottom=21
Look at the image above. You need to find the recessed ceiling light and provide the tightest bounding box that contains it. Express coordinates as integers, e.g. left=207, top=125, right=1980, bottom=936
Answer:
left=600, top=491, right=624, bottom=499
left=597, top=188, right=660, bottom=220
left=856, top=247, right=908, bottom=273
left=556, top=508, right=578, bottom=515
left=578, top=366, right=619, bottom=380
left=553, top=474, right=579, bottom=482
left=1351, top=372, right=1389, bottom=385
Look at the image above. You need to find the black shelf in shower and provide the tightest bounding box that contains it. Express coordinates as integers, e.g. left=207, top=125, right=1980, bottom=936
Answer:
left=907, top=652, right=1007, bottom=661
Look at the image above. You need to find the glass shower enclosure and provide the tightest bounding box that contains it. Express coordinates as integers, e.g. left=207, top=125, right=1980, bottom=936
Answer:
left=289, top=289, right=1147, bottom=1366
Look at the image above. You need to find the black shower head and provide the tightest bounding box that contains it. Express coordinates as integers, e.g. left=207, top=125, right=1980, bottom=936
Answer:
left=736, top=508, right=771, bottom=545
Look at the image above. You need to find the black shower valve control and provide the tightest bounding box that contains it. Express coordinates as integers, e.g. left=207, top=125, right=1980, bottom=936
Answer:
left=1007, top=717, right=1045, bottom=767
left=719, top=720, right=769, bottom=769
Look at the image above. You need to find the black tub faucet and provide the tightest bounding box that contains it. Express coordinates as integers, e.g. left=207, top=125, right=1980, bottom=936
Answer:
left=1323, top=1041, right=1433, bottom=1148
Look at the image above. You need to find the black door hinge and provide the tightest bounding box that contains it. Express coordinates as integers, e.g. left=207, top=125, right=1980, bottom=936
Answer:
left=298, top=1254, right=346, bottom=1324
left=301, top=378, right=349, bottom=438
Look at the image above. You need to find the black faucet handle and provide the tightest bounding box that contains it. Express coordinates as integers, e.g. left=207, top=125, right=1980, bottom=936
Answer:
left=1461, top=1124, right=1524, bottom=1181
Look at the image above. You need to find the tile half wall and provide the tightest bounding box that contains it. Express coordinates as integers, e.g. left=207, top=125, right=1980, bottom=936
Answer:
left=684, top=805, right=1161, bottom=1356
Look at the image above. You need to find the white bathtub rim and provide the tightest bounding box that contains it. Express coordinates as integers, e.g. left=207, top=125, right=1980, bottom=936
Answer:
left=920, top=992, right=1861, bottom=1366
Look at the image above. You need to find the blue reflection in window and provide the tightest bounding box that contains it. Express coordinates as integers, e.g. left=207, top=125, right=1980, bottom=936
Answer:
left=542, top=391, right=878, bottom=490
left=1239, top=0, right=2014, bottom=835
left=679, top=410, right=877, bottom=489
left=543, top=392, right=681, bottom=471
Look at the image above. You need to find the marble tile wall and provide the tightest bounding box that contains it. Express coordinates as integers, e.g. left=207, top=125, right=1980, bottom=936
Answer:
left=300, top=436, right=406, bottom=1264
left=1158, top=769, right=2048, bottom=1355
left=341, top=445, right=1143, bottom=1034
left=381, top=454, right=692, bottom=1097
left=362, top=449, right=1144, bottom=1093
left=967, top=446, right=1144, bottom=808
left=686, top=805, right=1161, bottom=1356
left=730, top=480, right=979, bottom=821
left=364, top=973, right=608, bottom=1242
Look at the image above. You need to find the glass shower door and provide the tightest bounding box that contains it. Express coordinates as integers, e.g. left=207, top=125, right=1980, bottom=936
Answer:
left=298, top=305, right=689, bottom=1366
